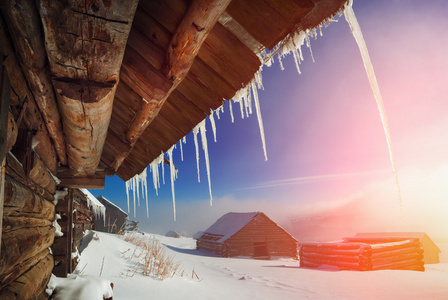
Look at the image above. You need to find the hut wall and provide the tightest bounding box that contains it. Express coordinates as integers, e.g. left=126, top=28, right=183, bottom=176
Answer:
left=1, top=152, right=56, bottom=298
left=196, top=235, right=225, bottom=256
left=226, top=214, right=297, bottom=259
left=52, top=189, right=97, bottom=277
left=420, top=235, right=440, bottom=264
left=95, top=198, right=127, bottom=234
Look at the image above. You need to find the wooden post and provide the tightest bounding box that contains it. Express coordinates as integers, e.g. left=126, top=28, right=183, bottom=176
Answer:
left=0, top=61, right=11, bottom=258
left=67, top=188, right=74, bottom=274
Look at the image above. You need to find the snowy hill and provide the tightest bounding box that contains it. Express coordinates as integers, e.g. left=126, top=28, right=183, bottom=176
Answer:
left=49, top=231, right=448, bottom=299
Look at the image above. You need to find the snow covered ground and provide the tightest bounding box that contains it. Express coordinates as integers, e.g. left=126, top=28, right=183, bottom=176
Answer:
left=56, top=231, right=448, bottom=299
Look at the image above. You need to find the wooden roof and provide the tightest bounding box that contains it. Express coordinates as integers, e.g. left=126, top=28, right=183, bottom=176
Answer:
left=1, top=0, right=348, bottom=188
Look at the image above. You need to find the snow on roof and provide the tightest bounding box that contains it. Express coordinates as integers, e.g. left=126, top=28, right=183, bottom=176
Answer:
left=202, top=212, right=259, bottom=243
left=79, top=189, right=106, bottom=221
left=97, top=195, right=128, bottom=216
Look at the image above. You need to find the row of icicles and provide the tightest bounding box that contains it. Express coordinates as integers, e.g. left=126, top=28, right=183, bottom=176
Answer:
left=125, top=0, right=403, bottom=221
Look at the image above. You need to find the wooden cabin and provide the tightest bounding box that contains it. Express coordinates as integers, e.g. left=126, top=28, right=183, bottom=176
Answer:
left=0, top=0, right=349, bottom=297
left=197, top=212, right=298, bottom=259
left=355, top=232, right=441, bottom=264
left=52, top=188, right=105, bottom=277
left=95, top=195, right=128, bottom=234
left=166, top=230, right=180, bottom=238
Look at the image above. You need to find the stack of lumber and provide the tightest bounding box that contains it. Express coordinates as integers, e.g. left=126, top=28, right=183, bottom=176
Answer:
left=300, top=237, right=424, bottom=271
left=344, top=237, right=425, bottom=271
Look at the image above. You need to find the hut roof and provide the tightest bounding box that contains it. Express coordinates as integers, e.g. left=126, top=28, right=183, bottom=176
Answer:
left=79, top=189, right=106, bottom=220
left=201, top=212, right=294, bottom=243
left=1, top=0, right=349, bottom=189
left=97, top=195, right=128, bottom=217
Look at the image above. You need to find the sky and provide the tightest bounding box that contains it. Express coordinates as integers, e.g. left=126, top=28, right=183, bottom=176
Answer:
left=91, top=0, right=448, bottom=240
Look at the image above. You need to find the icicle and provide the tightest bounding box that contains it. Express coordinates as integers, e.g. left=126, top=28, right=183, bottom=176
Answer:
left=125, top=180, right=130, bottom=213
left=167, top=145, right=178, bottom=221
left=150, top=153, right=164, bottom=195
left=179, top=139, right=184, bottom=161
left=215, top=105, right=224, bottom=120
left=161, top=151, right=165, bottom=185
left=229, top=99, right=235, bottom=123
left=142, top=168, right=149, bottom=218
left=344, top=2, right=403, bottom=214
left=251, top=81, right=268, bottom=161
left=193, top=124, right=201, bottom=182
left=209, top=110, right=217, bottom=142
left=198, top=120, right=213, bottom=205
left=132, top=176, right=136, bottom=218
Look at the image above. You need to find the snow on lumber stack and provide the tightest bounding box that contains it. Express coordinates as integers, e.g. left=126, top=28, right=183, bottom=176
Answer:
left=300, top=238, right=425, bottom=271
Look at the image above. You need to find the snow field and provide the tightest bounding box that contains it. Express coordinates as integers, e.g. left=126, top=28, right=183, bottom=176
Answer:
left=69, top=231, right=448, bottom=300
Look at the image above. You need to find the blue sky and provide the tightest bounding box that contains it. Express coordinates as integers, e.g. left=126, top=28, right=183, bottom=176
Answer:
left=91, top=0, right=448, bottom=239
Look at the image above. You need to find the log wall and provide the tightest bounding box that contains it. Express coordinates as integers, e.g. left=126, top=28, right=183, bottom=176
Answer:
left=197, top=213, right=298, bottom=259
left=299, top=238, right=425, bottom=271
left=0, top=156, right=57, bottom=298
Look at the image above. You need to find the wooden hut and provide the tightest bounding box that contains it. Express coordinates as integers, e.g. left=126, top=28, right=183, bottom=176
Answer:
left=197, top=212, right=298, bottom=259
left=52, top=188, right=105, bottom=277
left=355, top=232, right=441, bottom=264
left=0, top=0, right=349, bottom=297
left=95, top=195, right=128, bottom=234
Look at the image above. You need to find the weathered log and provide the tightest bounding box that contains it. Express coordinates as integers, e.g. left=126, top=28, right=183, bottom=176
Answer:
left=3, top=174, right=54, bottom=220
left=53, top=79, right=116, bottom=176
left=0, top=253, right=53, bottom=299
left=1, top=216, right=52, bottom=233
left=0, top=247, right=50, bottom=288
left=6, top=111, right=17, bottom=152
left=32, top=124, right=58, bottom=175
left=120, top=47, right=172, bottom=144
left=27, top=151, right=57, bottom=194
left=37, top=0, right=138, bottom=176
left=2, top=54, right=27, bottom=106
left=5, top=152, right=54, bottom=202
left=123, top=0, right=231, bottom=149
left=0, top=0, right=67, bottom=165
left=0, top=225, right=55, bottom=276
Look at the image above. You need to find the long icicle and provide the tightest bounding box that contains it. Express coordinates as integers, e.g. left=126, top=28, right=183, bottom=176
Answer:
left=167, top=145, right=177, bottom=221
left=199, top=120, right=213, bottom=205
left=344, top=2, right=403, bottom=214
left=193, top=124, right=201, bottom=182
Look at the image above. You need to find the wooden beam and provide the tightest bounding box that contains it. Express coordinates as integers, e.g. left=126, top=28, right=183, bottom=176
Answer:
left=58, top=170, right=106, bottom=189
left=118, top=0, right=231, bottom=173
left=0, top=0, right=67, bottom=165
left=0, top=60, right=11, bottom=260
left=37, top=0, right=138, bottom=176
left=67, top=189, right=74, bottom=274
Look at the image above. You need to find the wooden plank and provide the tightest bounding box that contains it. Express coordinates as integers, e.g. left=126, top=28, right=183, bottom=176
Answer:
left=58, top=170, right=106, bottom=189
left=67, top=189, right=74, bottom=274
left=197, top=22, right=261, bottom=91
left=0, top=62, right=11, bottom=259
left=225, top=0, right=314, bottom=49
left=122, top=0, right=230, bottom=156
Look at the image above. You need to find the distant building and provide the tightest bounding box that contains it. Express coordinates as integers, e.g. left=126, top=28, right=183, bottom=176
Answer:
left=166, top=230, right=180, bottom=238
left=95, top=195, right=128, bottom=234
left=197, top=212, right=298, bottom=259
left=355, top=232, right=441, bottom=264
